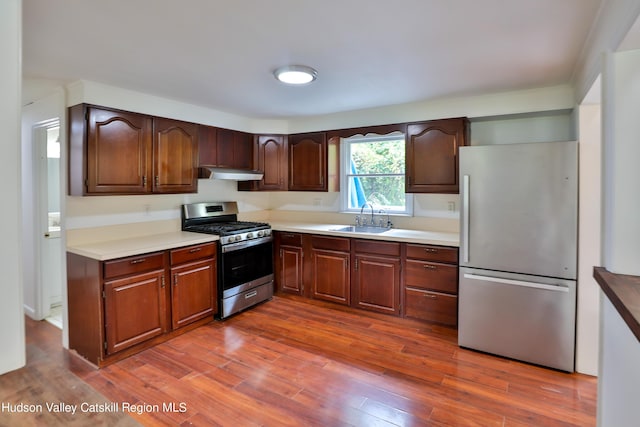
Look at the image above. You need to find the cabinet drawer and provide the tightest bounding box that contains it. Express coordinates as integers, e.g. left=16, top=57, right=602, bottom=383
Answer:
left=170, top=243, right=216, bottom=265
left=405, top=244, right=458, bottom=264
left=278, top=232, right=302, bottom=247
left=405, top=289, right=457, bottom=326
left=311, top=235, right=350, bottom=252
left=104, top=252, right=165, bottom=279
left=353, top=239, right=401, bottom=257
left=404, top=259, right=458, bottom=294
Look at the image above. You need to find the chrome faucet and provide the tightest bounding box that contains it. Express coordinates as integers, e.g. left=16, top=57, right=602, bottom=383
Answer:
left=378, top=209, right=392, bottom=228
left=359, top=203, right=374, bottom=226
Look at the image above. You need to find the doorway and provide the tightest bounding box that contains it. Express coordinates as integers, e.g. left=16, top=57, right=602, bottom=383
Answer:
left=32, top=119, right=63, bottom=326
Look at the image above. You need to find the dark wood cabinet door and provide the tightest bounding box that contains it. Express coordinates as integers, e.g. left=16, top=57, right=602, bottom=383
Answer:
left=170, top=258, right=216, bottom=330
left=311, top=249, right=350, bottom=304
left=233, top=131, right=253, bottom=170
left=256, top=135, right=287, bottom=190
left=405, top=118, right=468, bottom=193
left=278, top=245, right=304, bottom=294
left=289, top=132, right=327, bottom=191
left=352, top=254, right=401, bottom=315
left=86, top=107, right=153, bottom=194
left=104, top=269, right=167, bottom=354
left=215, top=128, right=235, bottom=168
left=214, top=128, right=253, bottom=170
left=198, top=125, right=218, bottom=166
left=153, top=118, right=198, bottom=193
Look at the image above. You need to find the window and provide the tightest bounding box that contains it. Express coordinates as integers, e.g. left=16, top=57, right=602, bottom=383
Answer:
left=341, top=133, right=413, bottom=215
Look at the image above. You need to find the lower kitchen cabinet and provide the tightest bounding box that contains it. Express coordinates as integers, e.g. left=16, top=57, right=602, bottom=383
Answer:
left=272, top=231, right=459, bottom=327
left=275, top=232, right=305, bottom=295
left=352, top=239, right=401, bottom=315
left=310, top=235, right=350, bottom=305
left=67, top=242, right=217, bottom=367
left=169, top=243, right=217, bottom=330
left=104, top=268, right=167, bottom=354
left=403, top=243, right=459, bottom=326
left=404, top=288, right=458, bottom=325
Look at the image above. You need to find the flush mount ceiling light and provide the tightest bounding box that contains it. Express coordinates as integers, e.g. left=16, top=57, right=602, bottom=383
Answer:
left=274, top=65, right=318, bottom=85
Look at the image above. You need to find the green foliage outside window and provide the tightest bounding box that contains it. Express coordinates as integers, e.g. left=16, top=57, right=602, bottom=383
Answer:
left=348, top=139, right=406, bottom=210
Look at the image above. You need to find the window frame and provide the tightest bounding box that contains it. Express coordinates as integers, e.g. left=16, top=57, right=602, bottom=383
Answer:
left=340, top=132, right=413, bottom=215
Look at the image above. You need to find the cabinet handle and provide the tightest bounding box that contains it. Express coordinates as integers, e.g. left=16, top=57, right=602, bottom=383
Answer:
left=245, top=290, right=258, bottom=299
left=354, top=259, right=358, bottom=270
left=425, top=294, right=437, bottom=299
left=130, top=258, right=146, bottom=264
left=155, top=176, right=159, bottom=187
left=189, top=247, right=202, bottom=253
left=424, top=248, right=439, bottom=253
left=142, top=176, right=147, bottom=186
left=161, top=276, right=165, bottom=288
left=174, top=274, right=178, bottom=286
left=423, top=264, right=437, bottom=270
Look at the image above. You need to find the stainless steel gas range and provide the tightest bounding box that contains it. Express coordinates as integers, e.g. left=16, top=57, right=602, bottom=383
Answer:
left=181, top=202, right=273, bottom=319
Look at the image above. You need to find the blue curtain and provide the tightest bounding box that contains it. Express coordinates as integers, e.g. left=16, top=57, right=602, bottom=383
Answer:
left=349, top=159, right=366, bottom=208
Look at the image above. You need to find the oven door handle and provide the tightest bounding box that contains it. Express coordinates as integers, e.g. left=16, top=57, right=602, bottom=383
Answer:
left=221, top=235, right=273, bottom=253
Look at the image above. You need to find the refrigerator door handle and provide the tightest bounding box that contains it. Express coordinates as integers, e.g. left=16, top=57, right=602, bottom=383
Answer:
left=462, top=174, right=470, bottom=263
left=463, top=273, right=569, bottom=293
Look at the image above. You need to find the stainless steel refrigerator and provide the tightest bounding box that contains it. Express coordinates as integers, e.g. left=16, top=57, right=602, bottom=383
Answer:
left=458, top=140, right=578, bottom=372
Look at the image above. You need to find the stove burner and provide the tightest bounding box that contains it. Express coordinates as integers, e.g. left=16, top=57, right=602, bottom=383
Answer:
left=186, top=221, right=269, bottom=235
left=182, top=202, right=272, bottom=246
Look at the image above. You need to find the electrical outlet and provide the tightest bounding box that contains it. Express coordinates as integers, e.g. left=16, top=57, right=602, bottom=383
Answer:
left=313, top=198, right=322, bottom=206
left=448, top=201, right=456, bottom=212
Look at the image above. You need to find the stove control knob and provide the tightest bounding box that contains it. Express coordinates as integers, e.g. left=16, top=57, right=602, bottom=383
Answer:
left=257, top=230, right=264, bottom=237
left=265, top=229, right=271, bottom=236
left=246, top=232, right=253, bottom=239
left=234, top=235, right=242, bottom=242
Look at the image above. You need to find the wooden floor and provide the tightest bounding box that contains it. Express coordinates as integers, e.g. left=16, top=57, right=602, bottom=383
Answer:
left=3, top=295, right=596, bottom=426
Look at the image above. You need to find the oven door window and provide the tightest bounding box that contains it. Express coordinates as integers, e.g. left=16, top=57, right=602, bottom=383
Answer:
left=221, top=242, right=273, bottom=290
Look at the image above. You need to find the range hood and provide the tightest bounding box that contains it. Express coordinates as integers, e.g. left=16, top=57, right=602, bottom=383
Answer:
left=203, top=167, right=264, bottom=181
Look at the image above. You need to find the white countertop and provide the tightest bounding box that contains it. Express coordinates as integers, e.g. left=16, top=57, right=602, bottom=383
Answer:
left=269, top=221, right=460, bottom=247
left=67, top=231, right=219, bottom=261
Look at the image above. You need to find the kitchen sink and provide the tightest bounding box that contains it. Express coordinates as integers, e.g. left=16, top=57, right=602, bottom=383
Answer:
left=330, top=225, right=391, bottom=234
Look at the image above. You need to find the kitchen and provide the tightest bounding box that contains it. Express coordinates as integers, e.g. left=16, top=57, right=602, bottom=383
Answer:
left=2, top=0, right=640, bottom=426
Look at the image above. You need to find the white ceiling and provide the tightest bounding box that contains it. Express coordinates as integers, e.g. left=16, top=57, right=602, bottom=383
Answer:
left=23, top=0, right=602, bottom=119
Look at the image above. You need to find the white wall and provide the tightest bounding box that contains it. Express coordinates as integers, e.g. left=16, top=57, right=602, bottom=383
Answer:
left=602, top=49, right=640, bottom=275
left=598, top=297, right=640, bottom=427
left=469, top=111, right=575, bottom=145
left=288, top=85, right=575, bottom=133
left=0, top=0, right=26, bottom=375
left=596, top=47, right=640, bottom=426
left=576, top=100, right=602, bottom=376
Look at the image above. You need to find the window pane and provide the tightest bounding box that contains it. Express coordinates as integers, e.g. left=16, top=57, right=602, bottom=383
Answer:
left=347, top=176, right=406, bottom=210
left=350, top=140, right=404, bottom=174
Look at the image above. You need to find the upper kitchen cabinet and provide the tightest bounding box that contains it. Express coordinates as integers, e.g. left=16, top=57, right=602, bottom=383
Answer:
left=198, top=125, right=253, bottom=170
left=289, top=132, right=326, bottom=191
left=288, top=132, right=339, bottom=192
left=405, top=117, right=469, bottom=193
left=69, top=104, right=152, bottom=195
left=68, top=104, right=198, bottom=196
left=153, top=118, right=198, bottom=194
left=254, top=134, right=288, bottom=191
